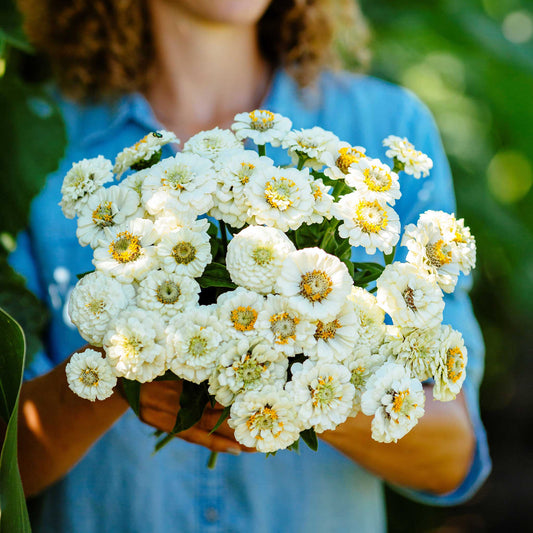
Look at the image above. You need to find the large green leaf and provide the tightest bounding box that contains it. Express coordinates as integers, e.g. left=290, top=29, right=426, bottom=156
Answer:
left=0, top=73, right=66, bottom=236
left=0, top=307, right=31, bottom=532
left=0, top=1, right=33, bottom=53
left=0, top=255, right=47, bottom=365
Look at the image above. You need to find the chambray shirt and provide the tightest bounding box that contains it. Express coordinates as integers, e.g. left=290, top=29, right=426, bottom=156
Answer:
left=11, top=70, right=491, bottom=533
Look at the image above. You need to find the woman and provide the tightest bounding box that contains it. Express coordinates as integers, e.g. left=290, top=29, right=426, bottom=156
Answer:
left=9, top=0, right=490, bottom=531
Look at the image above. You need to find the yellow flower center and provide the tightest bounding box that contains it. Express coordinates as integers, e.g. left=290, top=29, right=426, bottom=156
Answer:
left=110, top=231, right=142, bottom=263
left=189, top=335, right=208, bottom=358
left=350, top=366, right=366, bottom=389
left=156, top=280, right=181, bottom=304
left=92, top=201, right=114, bottom=227
left=248, top=110, right=275, bottom=131
left=426, top=239, right=452, bottom=268
left=392, top=390, right=408, bottom=413
left=264, top=177, right=296, bottom=210
left=300, top=270, right=333, bottom=303
left=246, top=406, right=282, bottom=437
left=251, top=246, right=273, bottom=266
left=312, top=376, right=337, bottom=407
left=86, top=299, right=106, bottom=316
left=161, top=165, right=193, bottom=190
left=172, top=241, right=196, bottom=264
left=363, top=167, right=392, bottom=192
left=79, top=368, right=99, bottom=386
left=311, top=182, right=323, bottom=200
left=314, top=319, right=341, bottom=341
left=336, top=147, right=365, bottom=173
left=233, top=354, right=268, bottom=386
left=237, top=162, right=255, bottom=184
left=230, top=306, right=258, bottom=331
left=446, top=346, right=464, bottom=383
left=355, top=200, right=388, bottom=233
left=270, top=312, right=299, bottom=344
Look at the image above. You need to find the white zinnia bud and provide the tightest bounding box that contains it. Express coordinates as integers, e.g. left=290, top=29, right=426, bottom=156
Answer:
left=382, top=135, right=433, bottom=179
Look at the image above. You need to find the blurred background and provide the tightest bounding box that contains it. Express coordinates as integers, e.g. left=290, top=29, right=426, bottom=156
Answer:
left=358, top=0, right=533, bottom=531
left=1, top=0, right=532, bottom=531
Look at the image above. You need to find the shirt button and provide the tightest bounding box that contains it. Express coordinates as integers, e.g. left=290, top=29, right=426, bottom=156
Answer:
left=204, top=507, right=219, bottom=523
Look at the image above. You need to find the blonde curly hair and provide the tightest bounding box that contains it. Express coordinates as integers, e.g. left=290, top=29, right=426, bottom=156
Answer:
left=18, top=0, right=370, bottom=100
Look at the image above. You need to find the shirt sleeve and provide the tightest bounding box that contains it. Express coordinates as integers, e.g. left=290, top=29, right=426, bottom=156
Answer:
left=389, top=92, right=491, bottom=505
left=8, top=230, right=56, bottom=380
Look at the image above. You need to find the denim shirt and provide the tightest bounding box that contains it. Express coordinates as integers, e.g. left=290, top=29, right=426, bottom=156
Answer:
left=10, top=69, right=491, bottom=533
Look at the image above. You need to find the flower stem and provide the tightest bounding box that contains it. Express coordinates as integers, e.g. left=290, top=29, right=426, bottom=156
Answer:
left=219, top=221, right=228, bottom=254
left=384, top=246, right=396, bottom=265
left=258, top=144, right=266, bottom=157
left=207, top=451, right=218, bottom=469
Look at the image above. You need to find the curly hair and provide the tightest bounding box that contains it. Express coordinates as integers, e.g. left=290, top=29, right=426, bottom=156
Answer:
left=17, top=0, right=370, bottom=100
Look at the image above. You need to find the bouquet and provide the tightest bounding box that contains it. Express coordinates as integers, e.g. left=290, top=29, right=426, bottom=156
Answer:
left=60, top=109, right=476, bottom=466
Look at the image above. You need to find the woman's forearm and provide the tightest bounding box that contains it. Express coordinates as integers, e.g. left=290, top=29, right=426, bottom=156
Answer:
left=320, top=385, right=476, bottom=495
left=16, top=359, right=129, bottom=497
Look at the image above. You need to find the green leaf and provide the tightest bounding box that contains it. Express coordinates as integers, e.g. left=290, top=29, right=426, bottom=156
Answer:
left=0, top=254, right=47, bottom=366
left=0, top=1, right=33, bottom=52
left=0, top=307, right=32, bottom=532
left=287, top=438, right=300, bottom=453
left=198, top=262, right=236, bottom=289
left=352, top=262, right=385, bottom=286
left=76, top=270, right=95, bottom=280
left=121, top=379, right=141, bottom=417
left=300, top=428, right=319, bottom=452
left=170, top=381, right=209, bottom=434
left=209, top=406, right=231, bottom=435
left=0, top=73, right=66, bottom=237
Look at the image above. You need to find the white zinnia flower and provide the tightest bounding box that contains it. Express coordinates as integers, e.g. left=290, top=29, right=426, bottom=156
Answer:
left=59, top=156, right=114, bottom=218
left=324, top=143, right=367, bottom=181
left=333, top=192, right=401, bottom=255
left=232, top=109, right=292, bottom=147
left=433, top=326, right=467, bottom=401
left=256, top=295, right=315, bottom=357
left=345, top=158, right=401, bottom=206
left=383, top=135, right=433, bottom=178
left=66, top=349, right=117, bottom=401
left=305, top=301, right=360, bottom=362
left=76, top=185, right=141, bottom=248
left=376, top=262, right=444, bottom=330
left=113, top=130, right=179, bottom=178
left=308, top=178, right=334, bottom=224
left=93, top=218, right=159, bottom=281
left=183, top=127, right=242, bottom=162
left=209, top=339, right=287, bottom=406
left=402, top=216, right=462, bottom=293
left=141, top=153, right=215, bottom=218
left=346, top=286, right=387, bottom=350
left=136, top=270, right=200, bottom=319
left=209, top=150, right=274, bottom=228
left=216, top=287, right=266, bottom=341
left=287, top=359, right=355, bottom=433
left=343, top=345, right=387, bottom=416
left=246, top=166, right=315, bottom=232
left=387, top=327, right=442, bottom=381
left=361, top=362, right=425, bottom=443
left=282, top=127, right=339, bottom=170
left=166, top=306, right=224, bottom=383
left=157, top=225, right=212, bottom=278
left=229, top=386, right=301, bottom=453
left=277, top=247, right=352, bottom=321
left=226, top=225, right=296, bottom=294
left=68, top=271, right=135, bottom=346
left=104, top=308, right=166, bottom=382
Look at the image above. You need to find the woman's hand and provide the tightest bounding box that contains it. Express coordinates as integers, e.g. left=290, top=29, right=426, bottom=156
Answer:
left=139, top=380, right=253, bottom=455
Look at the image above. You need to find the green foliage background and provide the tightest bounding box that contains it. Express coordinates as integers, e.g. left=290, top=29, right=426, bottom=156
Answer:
left=360, top=0, right=533, bottom=530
